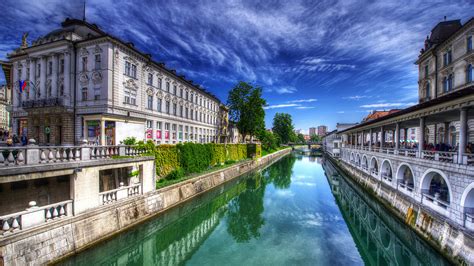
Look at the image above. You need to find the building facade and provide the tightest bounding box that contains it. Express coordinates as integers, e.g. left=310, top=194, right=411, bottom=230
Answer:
left=317, top=125, right=327, bottom=136
left=0, top=85, right=11, bottom=133
left=5, top=18, right=227, bottom=145
left=309, top=127, right=317, bottom=136
left=416, top=18, right=474, bottom=147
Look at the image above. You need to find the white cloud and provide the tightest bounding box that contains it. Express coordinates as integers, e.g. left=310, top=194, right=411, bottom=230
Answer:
left=288, top=98, right=317, bottom=103
left=275, top=86, right=297, bottom=94
left=295, top=106, right=315, bottom=110
left=343, top=95, right=369, bottom=100
left=264, top=103, right=300, bottom=110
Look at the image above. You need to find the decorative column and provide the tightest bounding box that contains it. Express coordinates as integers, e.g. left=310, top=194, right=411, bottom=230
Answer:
left=369, top=128, right=373, bottom=151
left=458, top=108, right=468, bottom=163
left=40, top=56, right=46, bottom=99
left=29, top=59, right=36, bottom=100
left=360, top=131, right=364, bottom=148
left=395, top=123, right=400, bottom=150
left=433, top=124, right=437, bottom=144
left=100, top=119, right=106, bottom=146
left=64, top=52, right=70, bottom=99
left=51, top=54, right=58, bottom=98
left=418, top=117, right=425, bottom=155
left=444, top=122, right=449, bottom=144
left=380, top=126, right=385, bottom=151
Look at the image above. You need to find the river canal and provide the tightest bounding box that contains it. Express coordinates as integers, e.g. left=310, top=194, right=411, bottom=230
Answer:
left=61, top=152, right=449, bottom=265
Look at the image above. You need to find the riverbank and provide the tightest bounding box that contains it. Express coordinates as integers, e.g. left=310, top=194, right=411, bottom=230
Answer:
left=0, top=148, right=291, bottom=265
left=327, top=154, right=473, bottom=265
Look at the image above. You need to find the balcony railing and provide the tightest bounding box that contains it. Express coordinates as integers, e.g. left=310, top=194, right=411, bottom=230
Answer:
left=381, top=173, right=392, bottom=182
left=0, top=200, right=73, bottom=236
left=99, top=183, right=141, bottom=205
left=397, top=179, right=414, bottom=193
left=421, top=190, right=450, bottom=210
left=0, top=144, right=147, bottom=168
left=21, top=97, right=66, bottom=109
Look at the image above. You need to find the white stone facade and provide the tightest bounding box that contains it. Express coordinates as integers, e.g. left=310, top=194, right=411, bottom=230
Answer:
left=6, top=18, right=226, bottom=145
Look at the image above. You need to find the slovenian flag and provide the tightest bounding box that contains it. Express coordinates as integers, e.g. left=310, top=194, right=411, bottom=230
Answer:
left=18, top=80, right=28, bottom=93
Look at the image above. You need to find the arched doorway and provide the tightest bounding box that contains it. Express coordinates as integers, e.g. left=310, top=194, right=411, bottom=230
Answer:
left=461, top=183, right=474, bottom=230
left=370, top=157, right=379, bottom=177
left=381, top=160, right=393, bottom=183
left=356, top=154, right=361, bottom=167
left=397, top=164, right=414, bottom=192
left=420, top=170, right=451, bottom=211
left=362, top=156, right=368, bottom=171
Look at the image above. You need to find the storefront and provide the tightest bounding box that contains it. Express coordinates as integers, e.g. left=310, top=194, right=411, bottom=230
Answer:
left=82, top=115, right=145, bottom=146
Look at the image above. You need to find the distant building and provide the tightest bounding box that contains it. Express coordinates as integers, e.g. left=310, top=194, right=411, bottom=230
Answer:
left=304, top=134, right=310, bottom=141
left=0, top=84, right=11, bottom=132
left=294, top=129, right=303, bottom=135
left=309, top=127, right=317, bottom=136
left=317, top=125, right=327, bottom=136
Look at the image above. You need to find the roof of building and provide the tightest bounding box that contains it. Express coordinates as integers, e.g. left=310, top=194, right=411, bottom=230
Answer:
left=362, top=109, right=401, bottom=122
left=339, top=85, right=474, bottom=134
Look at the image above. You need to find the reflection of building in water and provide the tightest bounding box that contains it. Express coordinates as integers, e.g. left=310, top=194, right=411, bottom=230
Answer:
left=322, top=157, right=449, bottom=266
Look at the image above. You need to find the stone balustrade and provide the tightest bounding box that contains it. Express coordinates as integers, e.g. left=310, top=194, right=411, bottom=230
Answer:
left=98, top=183, right=142, bottom=205
left=0, top=142, right=145, bottom=168
left=0, top=200, right=73, bottom=236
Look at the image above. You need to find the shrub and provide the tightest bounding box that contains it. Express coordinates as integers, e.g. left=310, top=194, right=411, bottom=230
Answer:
left=122, top=137, right=137, bottom=145
left=154, top=145, right=179, bottom=177
left=247, top=144, right=262, bottom=158
left=166, top=167, right=185, bottom=180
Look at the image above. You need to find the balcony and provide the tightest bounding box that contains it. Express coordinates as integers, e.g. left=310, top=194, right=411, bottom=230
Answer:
left=21, top=97, right=66, bottom=109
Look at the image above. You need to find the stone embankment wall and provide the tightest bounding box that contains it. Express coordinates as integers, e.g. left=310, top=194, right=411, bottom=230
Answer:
left=0, top=148, right=291, bottom=265
left=331, top=157, right=474, bottom=265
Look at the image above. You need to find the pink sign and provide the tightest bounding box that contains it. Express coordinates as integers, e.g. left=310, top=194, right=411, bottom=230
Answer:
left=146, top=129, right=152, bottom=139
left=156, top=130, right=162, bottom=139
left=165, top=131, right=170, bottom=139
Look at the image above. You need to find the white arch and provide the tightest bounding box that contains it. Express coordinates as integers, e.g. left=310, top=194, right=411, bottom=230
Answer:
left=460, top=182, right=474, bottom=208
left=380, top=159, right=393, bottom=177
left=396, top=163, right=415, bottom=181
left=419, top=168, right=453, bottom=204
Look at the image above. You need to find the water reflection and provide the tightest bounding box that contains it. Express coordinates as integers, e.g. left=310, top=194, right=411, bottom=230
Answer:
left=321, top=156, right=449, bottom=266
left=265, top=155, right=296, bottom=189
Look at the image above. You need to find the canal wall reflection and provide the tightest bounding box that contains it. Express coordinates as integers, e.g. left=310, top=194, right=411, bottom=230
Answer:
left=321, top=156, right=449, bottom=266
left=61, top=155, right=297, bottom=266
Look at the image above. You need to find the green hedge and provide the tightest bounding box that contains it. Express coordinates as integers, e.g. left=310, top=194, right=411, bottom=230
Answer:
left=140, top=143, right=259, bottom=179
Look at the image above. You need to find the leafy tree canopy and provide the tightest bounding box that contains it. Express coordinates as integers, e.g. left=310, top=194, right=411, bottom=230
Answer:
left=227, top=82, right=267, bottom=141
left=272, top=113, right=294, bottom=144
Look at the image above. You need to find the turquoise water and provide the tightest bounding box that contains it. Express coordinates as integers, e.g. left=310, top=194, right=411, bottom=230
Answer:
left=61, top=153, right=449, bottom=265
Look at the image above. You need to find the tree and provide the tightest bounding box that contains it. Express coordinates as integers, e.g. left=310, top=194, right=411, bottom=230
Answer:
left=257, top=130, right=279, bottom=152
left=272, top=113, right=294, bottom=144
left=310, top=134, right=321, bottom=143
left=227, top=82, right=266, bottom=142
left=297, top=133, right=305, bottom=143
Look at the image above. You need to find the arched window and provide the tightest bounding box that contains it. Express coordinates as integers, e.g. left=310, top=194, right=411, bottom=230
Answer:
left=467, top=64, right=473, bottom=83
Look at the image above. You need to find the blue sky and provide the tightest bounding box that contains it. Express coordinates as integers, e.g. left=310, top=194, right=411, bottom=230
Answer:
left=0, top=0, right=473, bottom=132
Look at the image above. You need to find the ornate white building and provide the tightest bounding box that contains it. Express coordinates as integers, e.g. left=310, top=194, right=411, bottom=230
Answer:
left=416, top=18, right=474, bottom=146
left=5, top=18, right=227, bottom=145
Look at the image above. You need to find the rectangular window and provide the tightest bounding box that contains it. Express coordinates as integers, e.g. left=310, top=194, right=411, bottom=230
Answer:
left=173, top=103, right=177, bottom=116
left=173, top=85, right=177, bottom=95
left=165, top=123, right=170, bottom=130
left=60, top=59, right=64, bottom=74
left=125, top=61, right=131, bottom=76
left=166, top=101, right=170, bottom=114
left=180, top=88, right=183, bottom=98
left=166, top=82, right=170, bottom=92
left=94, top=54, right=101, bottom=70
left=146, top=120, right=152, bottom=128
left=37, top=63, right=41, bottom=76
left=157, top=78, right=162, bottom=89
left=148, top=73, right=153, bottom=85
left=82, top=88, right=88, bottom=101
left=94, top=88, right=100, bottom=100
left=157, top=98, right=162, bottom=112
left=190, top=109, right=194, bottom=120
left=81, top=57, right=87, bottom=72
left=424, top=65, right=428, bottom=78
left=147, top=95, right=153, bottom=109
left=124, top=88, right=137, bottom=105
left=48, top=61, right=53, bottom=75
left=185, top=91, right=188, bottom=100
left=468, top=36, right=473, bottom=52
left=131, top=64, right=137, bottom=78
left=185, top=107, right=189, bottom=119
left=156, top=121, right=162, bottom=130
left=180, top=105, right=183, bottom=117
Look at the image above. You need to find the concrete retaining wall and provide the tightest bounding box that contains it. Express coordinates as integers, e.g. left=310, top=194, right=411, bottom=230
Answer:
left=0, top=148, right=291, bottom=265
left=332, top=157, right=474, bottom=265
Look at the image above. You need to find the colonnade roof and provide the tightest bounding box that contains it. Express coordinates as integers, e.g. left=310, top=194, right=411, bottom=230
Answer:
left=339, top=85, right=474, bottom=134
